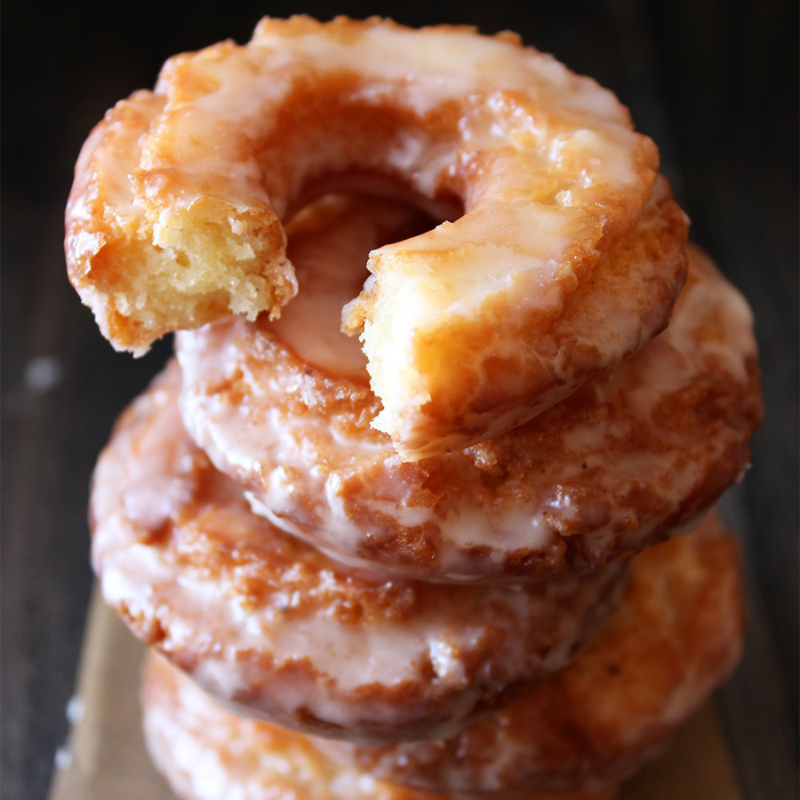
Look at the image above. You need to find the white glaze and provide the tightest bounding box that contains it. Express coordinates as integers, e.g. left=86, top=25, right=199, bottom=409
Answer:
left=92, top=367, right=626, bottom=739
left=68, top=17, right=670, bottom=459
left=177, top=243, right=759, bottom=581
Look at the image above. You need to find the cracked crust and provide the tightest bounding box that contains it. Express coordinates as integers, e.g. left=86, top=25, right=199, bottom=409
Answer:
left=177, top=232, right=762, bottom=582
left=66, top=16, right=682, bottom=457
left=139, top=514, right=742, bottom=799
left=143, top=652, right=619, bottom=800
left=91, top=364, right=627, bottom=743
left=331, top=513, right=745, bottom=795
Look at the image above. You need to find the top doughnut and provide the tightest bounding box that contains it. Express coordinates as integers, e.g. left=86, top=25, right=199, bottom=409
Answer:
left=65, top=16, right=685, bottom=459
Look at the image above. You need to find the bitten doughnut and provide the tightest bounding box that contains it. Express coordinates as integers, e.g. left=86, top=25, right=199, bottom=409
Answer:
left=142, top=653, right=618, bottom=800
left=65, top=16, right=688, bottom=458
left=177, top=197, right=762, bottom=582
left=91, top=364, right=627, bottom=743
left=327, top=513, right=745, bottom=796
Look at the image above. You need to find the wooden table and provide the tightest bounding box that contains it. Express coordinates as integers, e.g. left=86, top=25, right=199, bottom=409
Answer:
left=2, top=1, right=797, bottom=798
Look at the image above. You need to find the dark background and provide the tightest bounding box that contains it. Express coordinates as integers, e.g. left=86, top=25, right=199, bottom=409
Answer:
left=2, top=1, right=798, bottom=798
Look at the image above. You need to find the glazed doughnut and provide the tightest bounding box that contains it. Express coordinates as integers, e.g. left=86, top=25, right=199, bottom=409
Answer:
left=142, top=653, right=619, bottom=800
left=177, top=201, right=762, bottom=582
left=140, top=513, right=741, bottom=800
left=328, top=513, right=745, bottom=796
left=90, top=364, right=627, bottom=742
left=65, top=16, right=688, bottom=458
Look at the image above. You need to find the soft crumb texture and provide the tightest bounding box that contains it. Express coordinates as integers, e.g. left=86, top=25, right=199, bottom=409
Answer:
left=65, top=92, right=296, bottom=354
left=351, top=177, right=687, bottom=459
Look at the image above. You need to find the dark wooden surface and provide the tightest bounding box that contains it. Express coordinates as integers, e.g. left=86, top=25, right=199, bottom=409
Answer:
left=2, top=2, right=797, bottom=799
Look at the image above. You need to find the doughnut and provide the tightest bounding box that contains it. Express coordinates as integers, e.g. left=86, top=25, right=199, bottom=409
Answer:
left=327, top=512, right=745, bottom=796
left=142, top=653, right=619, bottom=800
left=140, top=513, right=742, bottom=800
left=176, top=195, right=762, bottom=582
left=65, top=16, right=688, bottom=458
left=90, top=363, right=627, bottom=743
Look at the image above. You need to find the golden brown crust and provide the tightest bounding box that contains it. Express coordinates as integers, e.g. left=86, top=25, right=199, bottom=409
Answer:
left=91, top=364, right=627, bottom=743
left=177, top=242, right=762, bottom=581
left=140, top=514, right=741, bottom=798
left=352, top=175, right=687, bottom=459
left=333, top=514, right=745, bottom=794
left=65, top=91, right=295, bottom=354
left=65, top=16, right=680, bottom=457
left=142, top=652, right=619, bottom=800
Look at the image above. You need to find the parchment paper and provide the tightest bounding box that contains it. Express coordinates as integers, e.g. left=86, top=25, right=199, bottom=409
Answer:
left=49, top=587, right=744, bottom=800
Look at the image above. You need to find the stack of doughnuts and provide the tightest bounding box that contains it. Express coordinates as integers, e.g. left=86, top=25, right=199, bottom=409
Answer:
left=66, top=17, right=763, bottom=800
